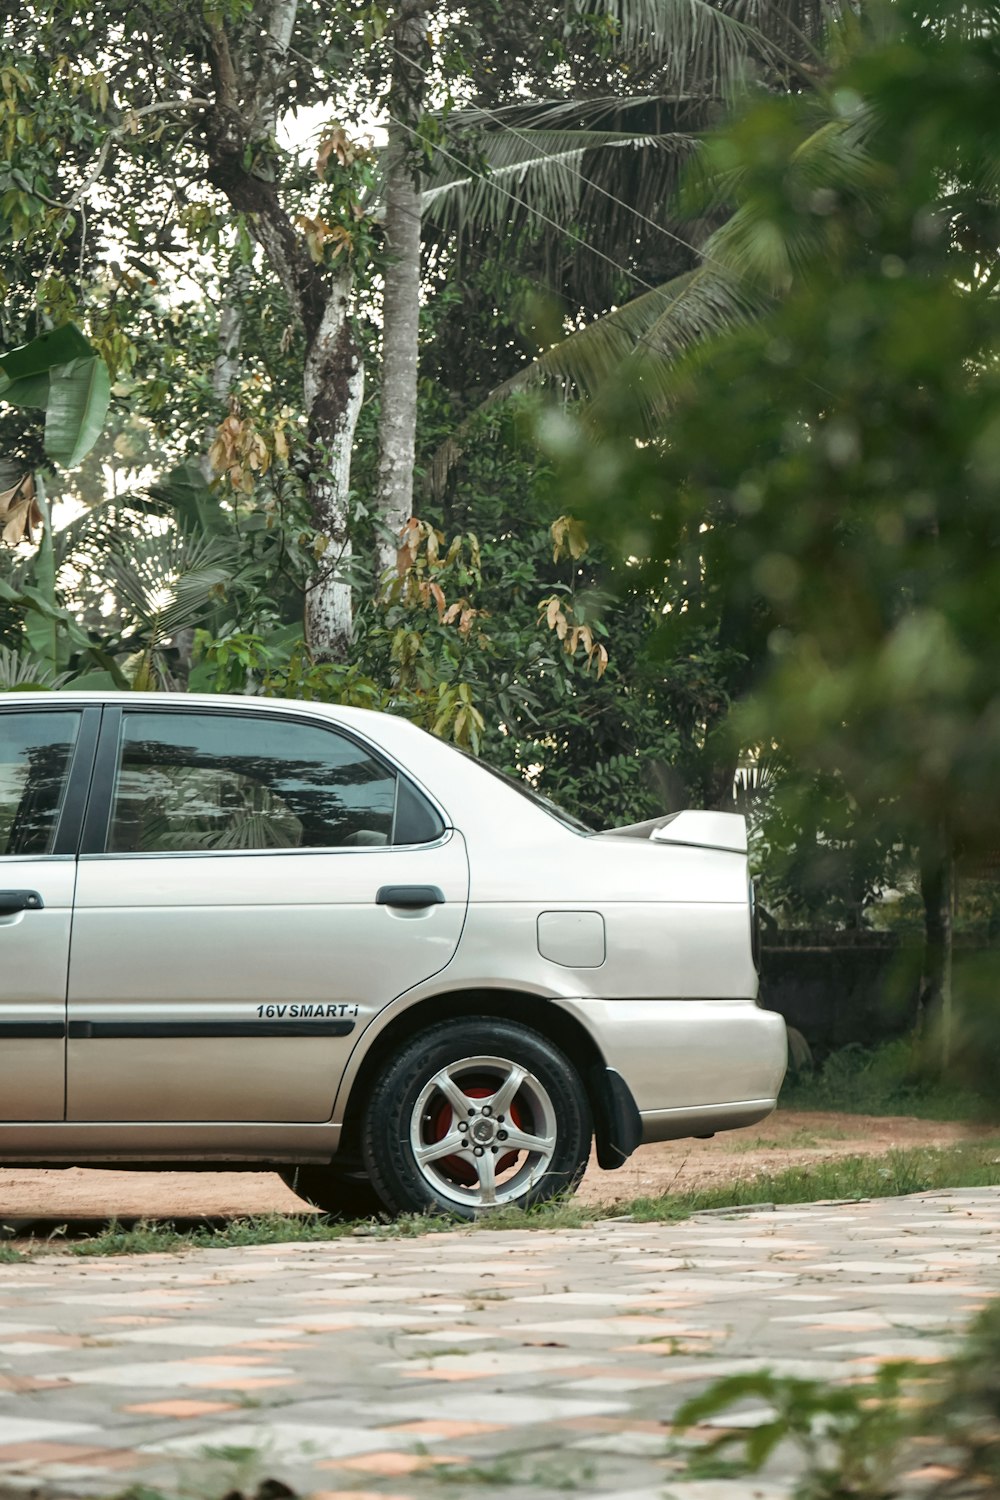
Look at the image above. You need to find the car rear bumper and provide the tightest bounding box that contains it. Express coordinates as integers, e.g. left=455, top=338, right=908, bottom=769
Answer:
left=552, top=996, right=787, bottom=1140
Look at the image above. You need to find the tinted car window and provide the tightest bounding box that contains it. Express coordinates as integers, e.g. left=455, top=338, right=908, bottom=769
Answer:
left=108, top=712, right=398, bottom=853
left=0, top=711, right=80, bottom=856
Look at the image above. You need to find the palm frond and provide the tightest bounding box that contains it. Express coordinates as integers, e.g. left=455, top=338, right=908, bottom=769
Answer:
left=100, top=530, right=237, bottom=647
left=591, top=0, right=824, bottom=88
left=451, top=94, right=705, bottom=130
left=725, top=0, right=849, bottom=57
left=0, top=646, right=69, bottom=691
left=513, top=267, right=759, bottom=398
left=424, top=128, right=700, bottom=239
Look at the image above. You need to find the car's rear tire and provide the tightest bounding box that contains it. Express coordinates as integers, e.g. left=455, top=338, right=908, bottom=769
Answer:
left=361, top=1017, right=592, bottom=1220
left=277, top=1166, right=386, bottom=1221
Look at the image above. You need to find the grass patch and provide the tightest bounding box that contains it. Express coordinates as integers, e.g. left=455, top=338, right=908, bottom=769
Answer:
left=734, top=1125, right=850, bottom=1150
left=628, top=1140, right=1000, bottom=1221
left=5, top=1139, right=999, bottom=1259
left=779, top=1038, right=994, bottom=1121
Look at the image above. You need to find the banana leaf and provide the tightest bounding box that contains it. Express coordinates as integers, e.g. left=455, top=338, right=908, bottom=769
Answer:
left=0, top=324, right=92, bottom=384
left=43, top=354, right=111, bottom=469
left=0, top=326, right=111, bottom=470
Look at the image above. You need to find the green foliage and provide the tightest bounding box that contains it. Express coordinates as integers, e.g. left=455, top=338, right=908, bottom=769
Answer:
left=753, top=766, right=909, bottom=929
left=0, top=0, right=875, bottom=860
left=553, top=1, right=1000, bottom=928
left=872, top=879, right=1000, bottom=942
left=672, top=1287, right=1000, bottom=1500
left=0, top=1141, right=987, bottom=1264
left=0, top=325, right=111, bottom=469
left=8, top=1140, right=1000, bottom=1262
left=929, top=1299, right=1000, bottom=1492
left=0, top=644, right=67, bottom=690
left=190, top=398, right=692, bottom=828
left=779, top=1040, right=990, bottom=1122
left=400, top=411, right=686, bottom=825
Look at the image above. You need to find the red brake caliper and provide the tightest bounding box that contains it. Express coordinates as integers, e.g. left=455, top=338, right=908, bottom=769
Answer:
left=428, top=1079, right=525, bottom=1186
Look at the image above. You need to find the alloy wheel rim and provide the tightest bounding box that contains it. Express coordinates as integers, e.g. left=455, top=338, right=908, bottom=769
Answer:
left=409, top=1054, right=559, bottom=1209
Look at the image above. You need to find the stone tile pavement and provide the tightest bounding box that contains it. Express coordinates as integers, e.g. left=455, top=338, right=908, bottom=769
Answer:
left=0, top=1188, right=996, bottom=1500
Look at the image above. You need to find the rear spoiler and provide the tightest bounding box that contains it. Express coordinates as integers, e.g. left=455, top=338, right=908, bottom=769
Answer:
left=598, top=810, right=747, bottom=854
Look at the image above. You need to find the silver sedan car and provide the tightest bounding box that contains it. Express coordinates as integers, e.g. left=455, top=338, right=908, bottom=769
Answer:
left=0, top=693, right=786, bottom=1218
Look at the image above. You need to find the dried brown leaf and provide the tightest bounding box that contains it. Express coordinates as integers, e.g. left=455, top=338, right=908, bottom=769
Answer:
left=0, top=473, right=41, bottom=546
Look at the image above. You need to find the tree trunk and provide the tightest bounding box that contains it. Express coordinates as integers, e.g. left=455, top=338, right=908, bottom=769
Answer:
left=200, top=259, right=254, bottom=485
left=918, top=821, right=954, bottom=1069
left=204, top=2, right=365, bottom=664
left=374, top=0, right=430, bottom=581
left=303, top=270, right=364, bottom=661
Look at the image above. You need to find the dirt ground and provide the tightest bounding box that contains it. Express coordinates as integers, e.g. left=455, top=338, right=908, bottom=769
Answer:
left=0, top=1110, right=994, bottom=1227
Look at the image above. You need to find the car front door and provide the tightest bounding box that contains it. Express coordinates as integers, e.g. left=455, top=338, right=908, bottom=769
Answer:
left=0, top=704, right=99, bottom=1121
left=66, top=705, right=468, bottom=1124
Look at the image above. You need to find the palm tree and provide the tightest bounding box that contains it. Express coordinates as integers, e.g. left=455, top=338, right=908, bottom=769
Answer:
left=405, top=0, right=856, bottom=461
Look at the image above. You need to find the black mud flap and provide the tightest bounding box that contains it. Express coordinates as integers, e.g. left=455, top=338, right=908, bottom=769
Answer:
left=589, top=1066, right=643, bottom=1170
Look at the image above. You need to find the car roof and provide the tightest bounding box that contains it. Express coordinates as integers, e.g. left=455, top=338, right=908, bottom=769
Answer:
left=1, top=689, right=391, bottom=726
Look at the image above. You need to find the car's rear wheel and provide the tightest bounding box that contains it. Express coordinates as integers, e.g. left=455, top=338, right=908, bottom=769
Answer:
left=361, top=1018, right=592, bottom=1220
left=277, top=1165, right=386, bottom=1220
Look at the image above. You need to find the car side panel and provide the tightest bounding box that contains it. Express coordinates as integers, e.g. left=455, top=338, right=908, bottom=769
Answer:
left=66, top=834, right=469, bottom=1123
left=437, top=899, right=758, bottom=1001
left=0, top=857, right=75, bottom=1120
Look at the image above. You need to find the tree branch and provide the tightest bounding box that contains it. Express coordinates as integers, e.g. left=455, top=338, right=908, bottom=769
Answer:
left=202, top=12, right=324, bottom=343
left=34, top=97, right=212, bottom=216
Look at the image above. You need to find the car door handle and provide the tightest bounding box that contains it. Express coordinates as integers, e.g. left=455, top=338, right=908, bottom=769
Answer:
left=0, top=890, right=44, bottom=915
left=376, top=885, right=445, bottom=909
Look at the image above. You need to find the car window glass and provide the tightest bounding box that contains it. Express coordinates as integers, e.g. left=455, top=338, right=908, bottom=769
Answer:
left=0, top=711, right=80, bottom=856
left=108, top=712, right=397, bottom=853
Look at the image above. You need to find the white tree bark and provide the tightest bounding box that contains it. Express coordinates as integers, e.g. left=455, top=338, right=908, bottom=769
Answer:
left=257, top=0, right=298, bottom=136
left=200, top=260, right=254, bottom=484
left=374, top=0, right=429, bottom=581
left=303, top=270, right=364, bottom=660
left=211, top=274, right=248, bottom=399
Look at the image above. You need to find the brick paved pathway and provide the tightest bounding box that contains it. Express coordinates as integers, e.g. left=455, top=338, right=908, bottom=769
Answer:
left=0, top=1187, right=996, bottom=1500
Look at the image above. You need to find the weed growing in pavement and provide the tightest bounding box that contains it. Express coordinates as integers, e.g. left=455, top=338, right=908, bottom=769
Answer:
left=112, top=1467, right=296, bottom=1500
left=197, top=1446, right=264, bottom=1466
left=5, top=1140, right=999, bottom=1258
left=427, top=1452, right=596, bottom=1488
left=62, top=1213, right=359, bottom=1257
left=402, top=1346, right=472, bottom=1359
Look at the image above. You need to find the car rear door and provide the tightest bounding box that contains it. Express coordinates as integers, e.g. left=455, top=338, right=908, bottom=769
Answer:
left=0, top=703, right=99, bottom=1121
left=66, top=705, right=468, bottom=1124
